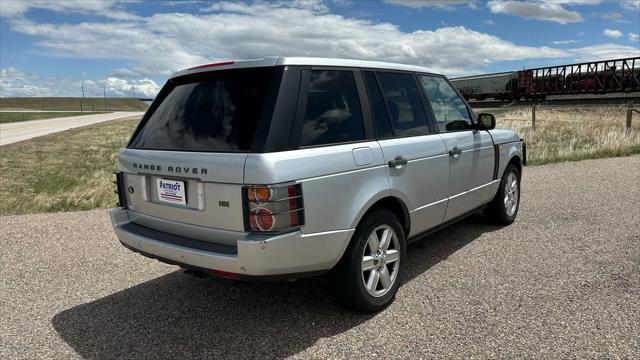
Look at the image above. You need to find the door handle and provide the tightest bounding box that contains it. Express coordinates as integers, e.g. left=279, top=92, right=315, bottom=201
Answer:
left=388, top=156, right=408, bottom=168
left=448, top=147, right=462, bottom=157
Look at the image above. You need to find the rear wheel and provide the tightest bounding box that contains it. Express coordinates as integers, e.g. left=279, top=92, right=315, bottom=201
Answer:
left=485, top=163, right=520, bottom=225
left=331, top=209, right=405, bottom=313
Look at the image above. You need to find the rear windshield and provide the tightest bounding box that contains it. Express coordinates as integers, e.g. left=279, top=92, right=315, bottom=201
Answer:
left=129, top=68, right=275, bottom=152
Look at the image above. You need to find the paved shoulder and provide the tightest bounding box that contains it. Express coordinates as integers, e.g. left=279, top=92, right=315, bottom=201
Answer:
left=0, top=111, right=144, bottom=146
left=0, top=156, right=638, bottom=359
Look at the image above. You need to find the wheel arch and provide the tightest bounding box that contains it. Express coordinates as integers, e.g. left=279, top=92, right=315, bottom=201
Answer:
left=507, top=154, right=522, bottom=175
left=350, top=195, right=411, bottom=240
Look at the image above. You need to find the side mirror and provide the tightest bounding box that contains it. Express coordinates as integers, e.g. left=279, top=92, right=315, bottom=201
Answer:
left=476, top=113, right=496, bottom=130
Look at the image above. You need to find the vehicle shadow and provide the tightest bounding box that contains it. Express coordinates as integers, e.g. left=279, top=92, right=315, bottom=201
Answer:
left=52, top=213, right=499, bottom=359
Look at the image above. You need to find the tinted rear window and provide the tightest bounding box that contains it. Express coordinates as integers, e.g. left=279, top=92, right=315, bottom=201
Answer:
left=299, top=70, right=365, bottom=147
left=129, top=68, right=274, bottom=152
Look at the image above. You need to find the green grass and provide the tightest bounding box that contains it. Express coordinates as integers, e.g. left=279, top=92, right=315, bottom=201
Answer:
left=0, top=112, right=104, bottom=123
left=0, top=117, right=140, bottom=215
left=0, top=97, right=149, bottom=111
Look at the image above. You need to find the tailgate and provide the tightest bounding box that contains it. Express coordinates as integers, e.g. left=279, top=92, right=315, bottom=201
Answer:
left=117, top=148, right=246, bottom=232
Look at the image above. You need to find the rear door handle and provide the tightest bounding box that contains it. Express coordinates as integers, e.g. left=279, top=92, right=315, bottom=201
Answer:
left=388, top=156, right=408, bottom=168
left=448, top=146, right=462, bottom=157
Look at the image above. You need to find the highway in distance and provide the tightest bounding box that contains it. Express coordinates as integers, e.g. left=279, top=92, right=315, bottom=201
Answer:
left=0, top=111, right=144, bottom=146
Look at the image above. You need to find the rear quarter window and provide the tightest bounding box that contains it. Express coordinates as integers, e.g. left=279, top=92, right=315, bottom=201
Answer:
left=129, top=68, right=275, bottom=152
left=298, top=70, right=365, bottom=147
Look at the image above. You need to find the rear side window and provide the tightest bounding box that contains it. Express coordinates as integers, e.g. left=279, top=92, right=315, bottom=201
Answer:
left=129, top=68, right=274, bottom=152
left=299, top=70, right=365, bottom=147
left=419, top=75, right=472, bottom=132
left=376, top=72, right=429, bottom=137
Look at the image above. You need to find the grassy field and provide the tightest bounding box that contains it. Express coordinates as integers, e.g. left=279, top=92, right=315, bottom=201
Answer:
left=0, top=105, right=638, bottom=215
left=0, top=118, right=139, bottom=215
left=0, top=111, right=105, bottom=123
left=0, top=97, right=149, bottom=111
left=484, top=105, right=640, bottom=165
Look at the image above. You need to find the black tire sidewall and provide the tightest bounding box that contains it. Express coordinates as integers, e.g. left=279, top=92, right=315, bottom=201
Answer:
left=496, top=164, right=521, bottom=224
left=343, top=209, right=406, bottom=312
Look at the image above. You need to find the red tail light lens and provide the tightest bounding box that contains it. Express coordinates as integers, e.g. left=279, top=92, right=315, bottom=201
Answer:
left=244, top=183, right=304, bottom=233
left=248, top=207, right=275, bottom=231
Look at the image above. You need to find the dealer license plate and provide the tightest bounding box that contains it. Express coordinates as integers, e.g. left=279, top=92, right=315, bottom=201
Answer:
left=156, top=178, right=186, bottom=205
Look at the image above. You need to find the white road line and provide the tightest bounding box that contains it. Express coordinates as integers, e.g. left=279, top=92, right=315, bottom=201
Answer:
left=0, top=111, right=144, bottom=146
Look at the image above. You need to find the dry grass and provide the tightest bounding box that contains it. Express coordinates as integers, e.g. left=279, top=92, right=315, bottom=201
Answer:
left=487, top=105, right=640, bottom=165
left=0, top=117, right=139, bottom=215
left=0, top=97, right=148, bottom=111
left=0, top=105, right=638, bottom=215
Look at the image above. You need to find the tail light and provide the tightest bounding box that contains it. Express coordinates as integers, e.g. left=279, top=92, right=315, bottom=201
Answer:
left=113, top=171, right=128, bottom=209
left=243, top=183, right=304, bottom=233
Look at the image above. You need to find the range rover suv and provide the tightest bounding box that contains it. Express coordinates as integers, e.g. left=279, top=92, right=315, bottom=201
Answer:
left=110, top=57, right=526, bottom=312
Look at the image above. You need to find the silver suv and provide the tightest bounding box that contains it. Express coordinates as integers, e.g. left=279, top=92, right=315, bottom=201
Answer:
left=110, top=57, right=525, bottom=312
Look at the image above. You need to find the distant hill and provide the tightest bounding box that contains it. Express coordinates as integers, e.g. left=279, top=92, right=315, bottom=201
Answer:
left=0, top=97, right=149, bottom=111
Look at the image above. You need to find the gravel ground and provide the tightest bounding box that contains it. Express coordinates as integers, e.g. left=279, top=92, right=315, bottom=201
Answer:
left=1, top=156, right=639, bottom=359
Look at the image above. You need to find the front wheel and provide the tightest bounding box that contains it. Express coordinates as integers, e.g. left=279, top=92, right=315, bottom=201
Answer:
left=330, top=209, right=406, bottom=313
left=485, top=163, right=521, bottom=225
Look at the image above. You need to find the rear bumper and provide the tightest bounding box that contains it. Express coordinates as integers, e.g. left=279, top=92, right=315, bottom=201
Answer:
left=109, top=208, right=353, bottom=279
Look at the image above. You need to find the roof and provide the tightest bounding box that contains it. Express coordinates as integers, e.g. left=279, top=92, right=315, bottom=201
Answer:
left=170, top=56, right=440, bottom=78
left=450, top=71, right=518, bottom=81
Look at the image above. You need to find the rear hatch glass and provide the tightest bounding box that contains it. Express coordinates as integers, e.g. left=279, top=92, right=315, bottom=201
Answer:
left=129, top=67, right=275, bottom=152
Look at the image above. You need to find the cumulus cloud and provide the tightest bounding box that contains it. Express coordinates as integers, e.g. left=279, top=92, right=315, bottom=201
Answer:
left=603, top=28, right=623, bottom=38
left=1, top=0, right=638, bottom=99
left=0, top=67, right=159, bottom=97
left=384, top=0, right=475, bottom=10
left=601, top=11, right=622, bottom=20
left=620, top=0, right=640, bottom=11
left=487, top=0, right=602, bottom=24
left=4, top=1, right=571, bottom=78
left=568, top=43, right=640, bottom=61
left=0, top=0, right=141, bottom=21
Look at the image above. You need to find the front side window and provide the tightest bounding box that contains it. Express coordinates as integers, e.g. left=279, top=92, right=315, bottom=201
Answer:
left=419, top=75, right=472, bottom=132
left=299, top=70, right=365, bottom=147
left=376, top=72, right=429, bottom=137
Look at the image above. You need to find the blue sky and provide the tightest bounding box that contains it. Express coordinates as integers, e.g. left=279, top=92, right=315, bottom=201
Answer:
left=0, top=0, right=638, bottom=97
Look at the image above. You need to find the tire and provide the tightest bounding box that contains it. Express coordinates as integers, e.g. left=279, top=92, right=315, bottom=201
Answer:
left=330, top=209, right=406, bottom=313
left=485, top=163, right=521, bottom=225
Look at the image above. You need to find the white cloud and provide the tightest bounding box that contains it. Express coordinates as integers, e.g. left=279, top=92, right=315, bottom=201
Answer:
left=0, top=67, right=159, bottom=97
left=620, top=0, right=640, bottom=11
left=383, top=0, right=475, bottom=10
left=1, top=0, right=638, bottom=99
left=629, top=33, right=640, bottom=42
left=0, top=0, right=141, bottom=21
left=485, top=19, right=495, bottom=25
left=603, top=28, right=623, bottom=38
left=487, top=0, right=602, bottom=24
left=568, top=43, right=640, bottom=61
left=601, top=11, right=622, bottom=20
left=4, top=1, right=571, bottom=79
left=553, top=39, right=579, bottom=44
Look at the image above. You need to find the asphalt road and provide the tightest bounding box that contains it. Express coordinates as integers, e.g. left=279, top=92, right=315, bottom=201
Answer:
left=0, top=111, right=144, bottom=146
left=1, top=156, right=639, bottom=359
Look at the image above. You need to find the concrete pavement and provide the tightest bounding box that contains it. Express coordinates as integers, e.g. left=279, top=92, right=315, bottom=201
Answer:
left=0, top=111, right=144, bottom=146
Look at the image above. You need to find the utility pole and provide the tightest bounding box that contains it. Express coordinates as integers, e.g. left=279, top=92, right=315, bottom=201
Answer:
left=102, top=81, right=106, bottom=111
left=80, top=82, right=85, bottom=112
